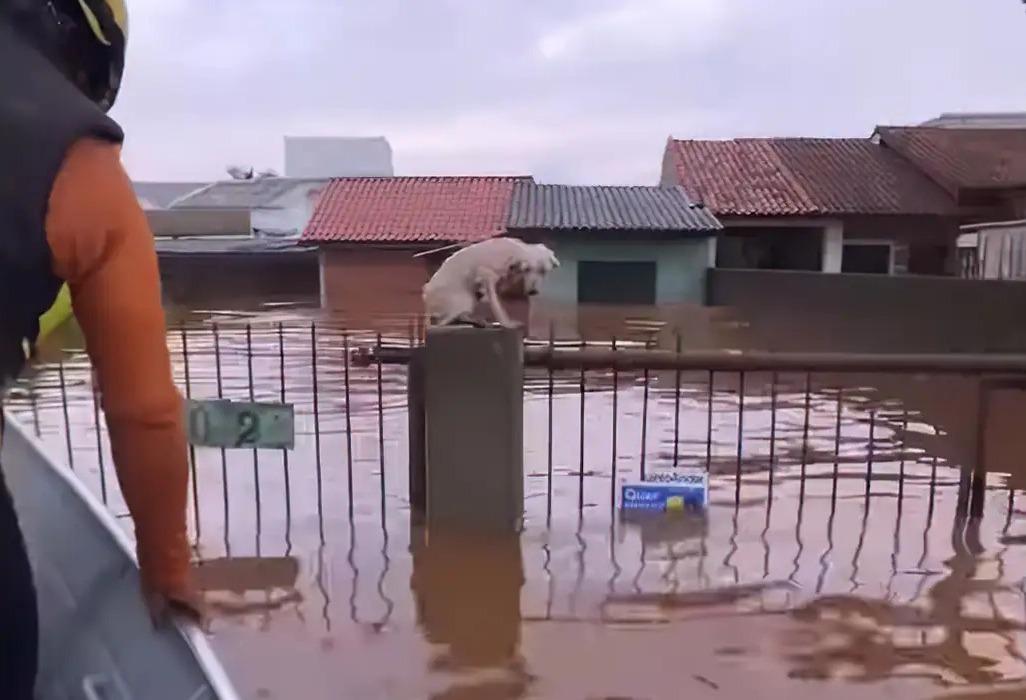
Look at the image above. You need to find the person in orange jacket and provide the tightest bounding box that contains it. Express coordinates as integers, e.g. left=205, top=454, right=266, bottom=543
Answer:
left=0, top=2, right=201, bottom=695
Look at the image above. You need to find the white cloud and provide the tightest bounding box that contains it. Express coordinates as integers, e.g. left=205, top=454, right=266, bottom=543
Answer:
left=111, top=0, right=1026, bottom=182
left=537, top=0, right=732, bottom=62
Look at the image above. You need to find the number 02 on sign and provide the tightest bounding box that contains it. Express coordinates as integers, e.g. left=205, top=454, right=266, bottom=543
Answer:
left=185, top=399, right=295, bottom=450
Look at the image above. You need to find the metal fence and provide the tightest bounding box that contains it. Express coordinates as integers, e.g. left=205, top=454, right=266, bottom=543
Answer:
left=374, top=339, right=1026, bottom=522
left=7, top=321, right=1025, bottom=548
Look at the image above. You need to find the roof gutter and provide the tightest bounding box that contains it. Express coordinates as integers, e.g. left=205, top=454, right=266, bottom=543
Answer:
left=960, top=219, right=1026, bottom=232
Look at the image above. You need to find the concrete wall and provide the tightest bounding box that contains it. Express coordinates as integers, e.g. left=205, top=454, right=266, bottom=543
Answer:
left=527, top=236, right=713, bottom=305
left=659, top=145, right=679, bottom=187
left=707, top=268, right=1026, bottom=352
left=1007, top=191, right=1026, bottom=219
left=284, top=137, right=394, bottom=178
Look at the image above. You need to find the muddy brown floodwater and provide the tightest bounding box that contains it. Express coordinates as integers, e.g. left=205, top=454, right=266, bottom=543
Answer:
left=7, top=300, right=1026, bottom=699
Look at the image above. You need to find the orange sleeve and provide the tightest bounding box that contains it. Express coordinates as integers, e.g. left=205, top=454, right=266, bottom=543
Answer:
left=45, top=138, right=191, bottom=599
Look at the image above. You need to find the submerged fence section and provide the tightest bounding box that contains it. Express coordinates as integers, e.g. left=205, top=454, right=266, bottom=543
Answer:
left=5, top=321, right=1025, bottom=551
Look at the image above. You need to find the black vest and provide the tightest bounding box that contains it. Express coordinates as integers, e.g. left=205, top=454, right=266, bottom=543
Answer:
left=0, top=20, right=124, bottom=386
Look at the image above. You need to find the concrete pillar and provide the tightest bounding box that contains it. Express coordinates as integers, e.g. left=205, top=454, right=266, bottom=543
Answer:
left=822, top=221, right=844, bottom=273
left=425, top=326, right=523, bottom=532
left=407, top=349, right=426, bottom=520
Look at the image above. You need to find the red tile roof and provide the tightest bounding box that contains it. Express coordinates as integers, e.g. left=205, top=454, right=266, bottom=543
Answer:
left=875, top=127, right=1026, bottom=194
left=665, top=137, right=958, bottom=217
left=301, top=176, right=529, bottom=244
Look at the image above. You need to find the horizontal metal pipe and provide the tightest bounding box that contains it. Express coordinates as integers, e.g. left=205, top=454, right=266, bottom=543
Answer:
left=526, top=348, right=1026, bottom=374
left=354, top=343, right=1026, bottom=375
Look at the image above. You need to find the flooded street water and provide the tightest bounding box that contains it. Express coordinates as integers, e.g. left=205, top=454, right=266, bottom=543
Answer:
left=7, top=302, right=1026, bottom=699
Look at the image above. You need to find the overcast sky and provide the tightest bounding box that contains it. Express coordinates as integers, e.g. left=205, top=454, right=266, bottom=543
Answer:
left=114, top=0, right=1025, bottom=184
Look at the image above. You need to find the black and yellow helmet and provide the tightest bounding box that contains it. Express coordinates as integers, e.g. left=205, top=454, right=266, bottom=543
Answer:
left=6, top=0, right=128, bottom=111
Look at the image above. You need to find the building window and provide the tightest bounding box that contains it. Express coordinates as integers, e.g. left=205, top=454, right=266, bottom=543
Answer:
left=578, top=261, right=657, bottom=305
left=842, top=241, right=894, bottom=274
left=716, top=229, right=822, bottom=271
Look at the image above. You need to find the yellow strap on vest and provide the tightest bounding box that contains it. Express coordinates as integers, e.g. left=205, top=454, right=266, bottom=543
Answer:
left=37, top=284, right=73, bottom=343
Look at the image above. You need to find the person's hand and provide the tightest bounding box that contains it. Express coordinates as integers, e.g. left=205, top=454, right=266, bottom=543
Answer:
left=142, top=579, right=207, bottom=630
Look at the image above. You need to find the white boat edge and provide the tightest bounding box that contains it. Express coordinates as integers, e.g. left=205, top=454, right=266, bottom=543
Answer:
left=2, top=410, right=241, bottom=700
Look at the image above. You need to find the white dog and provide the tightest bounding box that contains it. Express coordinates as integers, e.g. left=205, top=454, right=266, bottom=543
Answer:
left=423, top=237, right=559, bottom=328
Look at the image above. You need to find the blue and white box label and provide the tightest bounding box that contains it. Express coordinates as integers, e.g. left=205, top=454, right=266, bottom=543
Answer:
left=621, top=469, right=709, bottom=511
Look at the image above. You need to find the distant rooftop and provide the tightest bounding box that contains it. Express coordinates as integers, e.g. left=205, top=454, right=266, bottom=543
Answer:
left=920, top=112, right=1026, bottom=128
left=302, top=176, right=530, bottom=244
left=509, top=183, right=721, bottom=232
left=133, top=181, right=208, bottom=210
left=876, top=126, right=1026, bottom=193
left=664, top=137, right=957, bottom=217
left=171, top=178, right=329, bottom=210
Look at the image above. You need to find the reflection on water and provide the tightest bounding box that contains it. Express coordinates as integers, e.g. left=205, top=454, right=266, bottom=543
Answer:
left=411, top=530, right=530, bottom=699
left=5, top=302, right=1026, bottom=699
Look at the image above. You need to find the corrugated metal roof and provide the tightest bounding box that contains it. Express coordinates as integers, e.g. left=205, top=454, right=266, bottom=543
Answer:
left=172, top=178, right=328, bottom=209
left=876, top=126, right=1026, bottom=193
left=666, top=137, right=958, bottom=217
left=508, top=183, right=721, bottom=231
left=301, top=176, right=529, bottom=244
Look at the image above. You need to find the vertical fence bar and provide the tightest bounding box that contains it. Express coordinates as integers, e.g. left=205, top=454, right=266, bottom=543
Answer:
left=90, top=377, right=107, bottom=505
left=800, top=373, right=811, bottom=501
left=246, top=324, right=262, bottom=535
left=343, top=332, right=354, bottom=519
left=58, top=360, right=74, bottom=472
left=898, top=409, right=908, bottom=506
left=212, top=323, right=229, bottom=534
left=928, top=455, right=938, bottom=517
left=180, top=327, right=200, bottom=540
left=311, top=324, right=325, bottom=540
left=579, top=341, right=586, bottom=514
left=278, top=323, right=292, bottom=530
left=866, top=409, right=876, bottom=501
left=376, top=333, right=386, bottom=525
left=970, top=381, right=989, bottom=519
left=767, top=372, right=777, bottom=503
left=640, top=356, right=650, bottom=482
left=706, top=371, right=714, bottom=471
left=832, top=387, right=843, bottom=506
left=610, top=337, right=619, bottom=511
left=673, top=333, right=682, bottom=467
left=547, top=326, right=554, bottom=523
left=735, top=371, right=745, bottom=505
left=959, top=381, right=983, bottom=518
